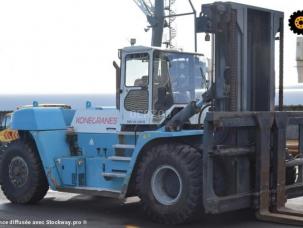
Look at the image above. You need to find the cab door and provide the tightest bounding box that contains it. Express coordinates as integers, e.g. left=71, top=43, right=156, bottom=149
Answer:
left=120, top=51, right=152, bottom=125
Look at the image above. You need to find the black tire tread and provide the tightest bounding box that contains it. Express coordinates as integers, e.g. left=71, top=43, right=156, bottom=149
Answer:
left=136, top=143, right=203, bottom=224
left=0, top=140, right=48, bottom=204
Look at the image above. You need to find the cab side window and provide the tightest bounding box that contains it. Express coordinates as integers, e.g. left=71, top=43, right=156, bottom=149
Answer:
left=125, top=53, right=149, bottom=87
left=124, top=53, right=149, bottom=113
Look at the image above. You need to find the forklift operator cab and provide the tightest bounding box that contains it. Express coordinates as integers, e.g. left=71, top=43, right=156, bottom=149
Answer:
left=119, top=46, right=208, bottom=126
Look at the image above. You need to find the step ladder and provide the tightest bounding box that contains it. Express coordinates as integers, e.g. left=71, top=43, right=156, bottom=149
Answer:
left=102, top=132, right=136, bottom=180
left=255, top=112, right=303, bottom=226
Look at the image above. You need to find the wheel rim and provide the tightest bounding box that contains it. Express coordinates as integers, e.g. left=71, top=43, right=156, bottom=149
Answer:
left=8, top=156, right=29, bottom=188
left=151, top=165, right=183, bottom=205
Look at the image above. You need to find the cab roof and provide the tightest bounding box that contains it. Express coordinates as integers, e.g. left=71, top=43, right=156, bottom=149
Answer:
left=121, top=45, right=204, bottom=56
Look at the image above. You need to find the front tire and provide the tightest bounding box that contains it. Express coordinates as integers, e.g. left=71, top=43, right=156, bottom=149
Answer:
left=136, top=143, right=203, bottom=224
left=0, top=140, right=49, bottom=204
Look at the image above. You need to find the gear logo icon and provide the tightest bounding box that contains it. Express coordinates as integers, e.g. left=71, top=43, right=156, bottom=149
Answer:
left=289, top=11, right=303, bottom=35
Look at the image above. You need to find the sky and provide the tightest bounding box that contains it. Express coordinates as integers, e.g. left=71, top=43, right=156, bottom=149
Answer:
left=0, top=0, right=302, bottom=94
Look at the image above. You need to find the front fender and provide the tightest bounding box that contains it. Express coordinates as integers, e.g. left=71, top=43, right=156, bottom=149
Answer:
left=122, top=129, right=204, bottom=196
left=12, top=108, right=75, bottom=130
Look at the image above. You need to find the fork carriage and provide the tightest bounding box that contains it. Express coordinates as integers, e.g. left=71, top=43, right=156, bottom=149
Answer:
left=203, top=111, right=303, bottom=225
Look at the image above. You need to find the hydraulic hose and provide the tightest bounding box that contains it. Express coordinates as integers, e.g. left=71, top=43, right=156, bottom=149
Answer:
left=165, top=99, right=205, bottom=131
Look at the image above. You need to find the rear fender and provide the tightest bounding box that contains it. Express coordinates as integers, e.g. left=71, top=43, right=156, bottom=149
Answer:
left=20, top=130, right=71, bottom=190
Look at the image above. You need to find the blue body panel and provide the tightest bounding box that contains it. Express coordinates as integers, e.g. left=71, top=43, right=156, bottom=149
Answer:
left=12, top=108, right=75, bottom=130
left=11, top=107, right=203, bottom=198
left=31, top=130, right=71, bottom=189
left=36, top=129, right=202, bottom=194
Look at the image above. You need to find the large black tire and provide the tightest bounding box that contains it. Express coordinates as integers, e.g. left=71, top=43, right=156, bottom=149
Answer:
left=0, top=140, right=49, bottom=204
left=136, top=143, right=203, bottom=224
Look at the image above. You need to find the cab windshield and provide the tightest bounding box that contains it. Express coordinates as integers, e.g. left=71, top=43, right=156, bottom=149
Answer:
left=153, top=50, right=207, bottom=112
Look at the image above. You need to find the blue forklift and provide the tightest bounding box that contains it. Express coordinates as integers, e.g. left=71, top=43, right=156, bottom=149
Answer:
left=1, top=2, right=303, bottom=225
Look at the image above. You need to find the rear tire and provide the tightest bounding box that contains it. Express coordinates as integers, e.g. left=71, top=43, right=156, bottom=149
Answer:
left=136, top=143, right=203, bottom=224
left=0, top=140, right=48, bottom=204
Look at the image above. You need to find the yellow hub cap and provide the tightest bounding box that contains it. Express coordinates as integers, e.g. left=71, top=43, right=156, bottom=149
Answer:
left=295, top=16, right=303, bottom=29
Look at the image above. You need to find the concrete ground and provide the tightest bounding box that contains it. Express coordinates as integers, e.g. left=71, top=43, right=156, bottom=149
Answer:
left=0, top=190, right=302, bottom=228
